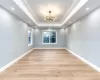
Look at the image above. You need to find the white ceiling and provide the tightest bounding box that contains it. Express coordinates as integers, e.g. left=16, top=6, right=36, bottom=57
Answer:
left=24, top=0, right=80, bottom=23
left=0, top=0, right=100, bottom=28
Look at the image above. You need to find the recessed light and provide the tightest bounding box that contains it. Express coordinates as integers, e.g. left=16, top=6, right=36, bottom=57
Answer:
left=11, top=7, right=15, bottom=10
left=86, top=8, right=90, bottom=10
left=62, top=0, right=88, bottom=25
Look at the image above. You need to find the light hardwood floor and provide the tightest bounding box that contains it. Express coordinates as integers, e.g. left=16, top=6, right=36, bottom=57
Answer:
left=0, top=49, right=100, bottom=80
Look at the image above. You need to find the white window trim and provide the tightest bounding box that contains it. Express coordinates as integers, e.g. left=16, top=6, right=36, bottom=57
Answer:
left=28, top=29, right=33, bottom=47
left=42, top=30, right=57, bottom=44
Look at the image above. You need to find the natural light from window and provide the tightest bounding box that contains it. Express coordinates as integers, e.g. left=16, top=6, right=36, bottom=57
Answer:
left=28, top=29, right=33, bottom=46
left=43, top=31, right=57, bottom=44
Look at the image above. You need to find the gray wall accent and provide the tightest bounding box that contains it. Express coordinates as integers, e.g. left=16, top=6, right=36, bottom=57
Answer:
left=66, top=7, right=100, bottom=67
left=0, top=6, right=34, bottom=68
left=34, top=28, right=66, bottom=48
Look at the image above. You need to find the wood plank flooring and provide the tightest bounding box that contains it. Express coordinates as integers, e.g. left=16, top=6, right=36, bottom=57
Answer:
left=0, top=49, right=100, bottom=80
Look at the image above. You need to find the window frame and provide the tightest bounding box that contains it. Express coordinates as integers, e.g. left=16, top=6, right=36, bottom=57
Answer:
left=42, top=30, right=57, bottom=44
left=28, top=28, right=33, bottom=46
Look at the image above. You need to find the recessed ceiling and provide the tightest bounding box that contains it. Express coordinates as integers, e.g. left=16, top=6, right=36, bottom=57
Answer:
left=24, top=0, right=80, bottom=24
left=0, top=0, right=100, bottom=28
left=14, top=0, right=88, bottom=27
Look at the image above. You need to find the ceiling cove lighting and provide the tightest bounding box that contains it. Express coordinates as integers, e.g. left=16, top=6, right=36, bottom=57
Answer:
left=13, top=0, right=88, bottom=27
left=13, top=0, right=38, bottom=25
left=62, top=0, right=88, bottom=25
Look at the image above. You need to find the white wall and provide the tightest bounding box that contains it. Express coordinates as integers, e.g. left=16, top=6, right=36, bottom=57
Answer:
left=0, top=6, right=34, bottom=68
left=34, top=28, right=66, bottom=48
left=66, top=7, right=100, bottom=67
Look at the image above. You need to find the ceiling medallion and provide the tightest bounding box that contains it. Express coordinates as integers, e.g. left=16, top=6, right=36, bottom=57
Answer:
left=44, top=11, right=56, bottom=22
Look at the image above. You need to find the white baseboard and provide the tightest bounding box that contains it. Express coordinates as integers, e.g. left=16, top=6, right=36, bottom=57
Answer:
left=0, top=48, right=34, bottom=73
left=34, top=48, right=66, bottom=49
left=2, top=48, right=99, bottom=72
left=66, top=48, right=100, bottom=72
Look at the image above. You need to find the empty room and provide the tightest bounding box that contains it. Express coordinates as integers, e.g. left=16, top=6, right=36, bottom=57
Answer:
left=0, top=0, right=100, bottom=80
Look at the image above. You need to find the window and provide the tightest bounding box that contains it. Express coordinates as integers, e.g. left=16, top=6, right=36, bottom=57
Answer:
left=28, top=29, right=32, bottom=46
left=43, top=31, right=57, bottom=44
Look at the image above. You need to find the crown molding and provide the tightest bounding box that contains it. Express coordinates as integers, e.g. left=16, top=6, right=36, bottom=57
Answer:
left=13, top=0, right=88, bottom=27
left=13, top=0, right=38, bottom=25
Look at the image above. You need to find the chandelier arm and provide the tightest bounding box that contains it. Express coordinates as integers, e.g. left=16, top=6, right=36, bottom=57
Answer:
left=44, top=11, right=56, bottom=22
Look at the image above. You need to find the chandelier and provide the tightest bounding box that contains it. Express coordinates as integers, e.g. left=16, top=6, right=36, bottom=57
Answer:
left=44, top=11, right=56, bottom=22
